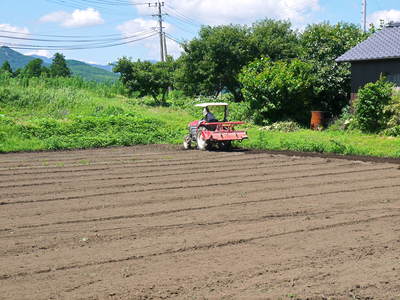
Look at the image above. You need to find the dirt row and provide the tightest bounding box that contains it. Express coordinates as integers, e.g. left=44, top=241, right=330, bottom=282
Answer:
left=1, top=145, right=399, bottom=300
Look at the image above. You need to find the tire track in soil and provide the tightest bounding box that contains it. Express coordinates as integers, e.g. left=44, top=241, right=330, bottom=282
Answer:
left=0, top=158, right=328, bottom=188
left=1, top=165, right=396, bottom=205
left=1, top=213, right=398, bottom=281
left=0, top=160, right=361, bottom=198
left=2, top=202, right=397, bottom=240
left=12, top=181, right=400, bottom=229
left=0, top=152, right=249, bottom=173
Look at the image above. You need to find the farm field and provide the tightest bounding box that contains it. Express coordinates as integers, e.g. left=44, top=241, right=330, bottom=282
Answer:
left=0, top=145, right=400, bottom=300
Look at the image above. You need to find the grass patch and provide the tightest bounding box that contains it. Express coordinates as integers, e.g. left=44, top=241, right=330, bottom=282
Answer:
left=241, top=128, right=400, bottom=158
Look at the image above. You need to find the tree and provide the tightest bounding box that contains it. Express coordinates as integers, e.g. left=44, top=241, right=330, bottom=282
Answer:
left=239, top=57, right=316, bottom=125
left=250, top=19, right=299, bottom=61
left=1, top=61, right=13, bottom=74
left=50, top=53, right=71, bottom=77
left=113, top=56, right=175, bottom=105
left=299, top=22, right=369, bottom=115
left=22, top=58, right=45, bottom=77
left=176, top=25, right=252, bottom=100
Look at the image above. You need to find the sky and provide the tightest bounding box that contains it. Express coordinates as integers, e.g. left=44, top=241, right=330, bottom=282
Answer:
left=1, top=0, right=400, bottom=65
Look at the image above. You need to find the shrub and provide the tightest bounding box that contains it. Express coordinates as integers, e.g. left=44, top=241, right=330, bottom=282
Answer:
left=354, top=78, right=394, bottom=133
left=239, top=57, right=316, bottom=125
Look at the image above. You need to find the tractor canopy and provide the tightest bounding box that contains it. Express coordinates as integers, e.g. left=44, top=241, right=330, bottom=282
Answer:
left=195, top=103, right=229, bottom=121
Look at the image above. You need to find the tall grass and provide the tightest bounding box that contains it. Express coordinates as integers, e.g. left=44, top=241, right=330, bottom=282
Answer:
left=0, top=75, right=193, bottom=152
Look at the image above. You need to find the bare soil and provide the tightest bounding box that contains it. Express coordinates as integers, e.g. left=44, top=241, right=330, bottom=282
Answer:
left=0, top=145, right=399, bottom=300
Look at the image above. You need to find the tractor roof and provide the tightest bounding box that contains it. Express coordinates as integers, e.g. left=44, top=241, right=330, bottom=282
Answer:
left=195, top=103, right=228, bottom=108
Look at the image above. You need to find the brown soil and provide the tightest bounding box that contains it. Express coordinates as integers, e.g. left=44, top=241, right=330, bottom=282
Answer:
left=0, top=145, right=399, bottom=300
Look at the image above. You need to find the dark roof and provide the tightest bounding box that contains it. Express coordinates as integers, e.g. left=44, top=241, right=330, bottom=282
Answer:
left=336, top=25, right=400, bottom=62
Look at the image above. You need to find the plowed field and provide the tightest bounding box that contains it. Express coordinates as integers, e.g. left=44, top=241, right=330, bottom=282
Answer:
left=1, top=145, right=399, bottom=300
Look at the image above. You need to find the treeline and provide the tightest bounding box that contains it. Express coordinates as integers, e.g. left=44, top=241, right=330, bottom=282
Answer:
left=1, top=53, right=71, bottom=78
left=114, top=20, right=369, bottom=125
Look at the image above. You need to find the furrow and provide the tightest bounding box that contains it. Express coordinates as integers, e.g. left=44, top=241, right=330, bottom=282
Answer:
left=1, top=213, right=398, bottom=281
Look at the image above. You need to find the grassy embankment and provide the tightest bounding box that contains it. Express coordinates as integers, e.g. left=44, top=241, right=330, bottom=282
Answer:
left=0, top=75, right=399, bottom=158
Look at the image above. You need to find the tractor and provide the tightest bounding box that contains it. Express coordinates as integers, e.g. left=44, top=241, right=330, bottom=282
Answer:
left=183, top=103, right=248, bottom=151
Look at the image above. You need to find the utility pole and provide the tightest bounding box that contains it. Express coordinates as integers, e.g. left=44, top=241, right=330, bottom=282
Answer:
left=362, top=0, right=367, bottom=32
left=163, top=32, right=168, bottom=61
left=149, top=1, right=165, bottom=62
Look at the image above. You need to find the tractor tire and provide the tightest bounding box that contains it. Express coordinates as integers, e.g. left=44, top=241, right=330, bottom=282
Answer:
left=183, top=135, right=191, bottom=150
left=219, top=141, right=232, bottom=151
left=196, top=127, right=209, bottom=151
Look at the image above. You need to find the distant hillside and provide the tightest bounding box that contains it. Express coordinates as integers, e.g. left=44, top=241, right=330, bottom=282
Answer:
left=0, top=46, right=35, bottom=70
left=0, top=47, right=118, bottom=82
left=66, top=60, right=118, bottom=82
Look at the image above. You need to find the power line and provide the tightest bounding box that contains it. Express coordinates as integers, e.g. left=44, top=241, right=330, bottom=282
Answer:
left=2, top=32, right=158, bottom=51
left=0, top=30, right=154, bottom=43
left=164, top=4, right=202, bottom=26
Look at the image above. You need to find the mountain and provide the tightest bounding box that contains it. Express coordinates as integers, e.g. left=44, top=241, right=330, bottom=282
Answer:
left=66, top=60, right=118, bottom=82
left=0, top=47, right=118, bottom=82
left=0, top=46, right=36, bottom=70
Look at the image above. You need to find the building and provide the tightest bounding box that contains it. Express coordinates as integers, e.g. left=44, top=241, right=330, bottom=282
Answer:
left=336, top=22, right=400, bottom=101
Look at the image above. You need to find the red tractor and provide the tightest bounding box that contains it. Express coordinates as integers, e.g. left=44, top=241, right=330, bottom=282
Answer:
left=183, top=103, right=248, bottom=151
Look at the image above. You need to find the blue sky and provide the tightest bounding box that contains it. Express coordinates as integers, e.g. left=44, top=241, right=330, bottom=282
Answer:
left=1, top=0, right=400, bottom=65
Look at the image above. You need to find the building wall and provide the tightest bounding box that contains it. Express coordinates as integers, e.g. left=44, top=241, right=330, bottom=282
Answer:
left=351, top=59, right=400, bottom=93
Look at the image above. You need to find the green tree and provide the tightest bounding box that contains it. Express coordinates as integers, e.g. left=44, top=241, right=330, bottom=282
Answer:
left=176, top=25, right=252, bottom=100
left=22, top=58, right=45, bottom=77
left=250, top=19, right=299, bottom=61
left=299, top=22, right=369, bottom=115
left=240, top=57, right=316, bottom=125
left=113, top=56, right=175, bottom=105
left=50, top=53, right=71, bottom=77
left=1, top=61, right=13, bottom=74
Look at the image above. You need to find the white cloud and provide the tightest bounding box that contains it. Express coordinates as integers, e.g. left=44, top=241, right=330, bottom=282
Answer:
left=40, top=8, right=104, bottom=28
left=24, top=50, right=53, bottom=58
left=368, top=9, right=400, bottom=27
left=117, top=18, right=182, bottom=60
left=0, top=24, right=30, bottom=47
left=135, top=0, right=320, bottom=26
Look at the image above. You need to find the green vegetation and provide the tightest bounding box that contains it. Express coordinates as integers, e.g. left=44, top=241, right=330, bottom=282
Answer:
left=113, top=56, right=175, bottom=105
left=242, top=128, right=400, bottom=158
left=0, top=74, right=399, bottom=158
left=0, top=75, right=192, bottom=152
left=240, top=58, right=316, bottom=125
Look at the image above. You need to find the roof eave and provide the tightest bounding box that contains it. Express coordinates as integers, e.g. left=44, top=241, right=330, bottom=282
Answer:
left=336, top=56, right=400, bottom=63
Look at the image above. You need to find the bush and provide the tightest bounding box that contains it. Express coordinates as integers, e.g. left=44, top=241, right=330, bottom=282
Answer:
left=383, top=89, right=400, bottom=131
left=239, top=57, right=316, bottom=125
left=354, top=78, right=394, bottom=133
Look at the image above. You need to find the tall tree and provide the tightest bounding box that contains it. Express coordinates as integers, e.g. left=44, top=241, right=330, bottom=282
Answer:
left=176, top=25, right=252, bottom=100
left=299, top=22, right=369, bottom=114
left=1, top=61, right=13, bottom=74
left=23, top=58, right=45, bottom=77
left=50, top=53, right=71, bottom=77
left=250, top=19, right=299, bottom=61
left=114, top=56, right=176, bottom=105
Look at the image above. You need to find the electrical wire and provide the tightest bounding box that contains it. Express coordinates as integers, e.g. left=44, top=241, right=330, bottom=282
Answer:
left=0, top=29, right=154, bottom=43
left=164, top=4, right=202, bottom=26
left=2, top=32, right=158, bottom=51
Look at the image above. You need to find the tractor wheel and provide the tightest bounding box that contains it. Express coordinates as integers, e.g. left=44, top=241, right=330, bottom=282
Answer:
left=196, top=127, right=209, bottom=151
left=219, top=141, right=232, bottom=151
left=183, top=135, right=191, bottom=150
